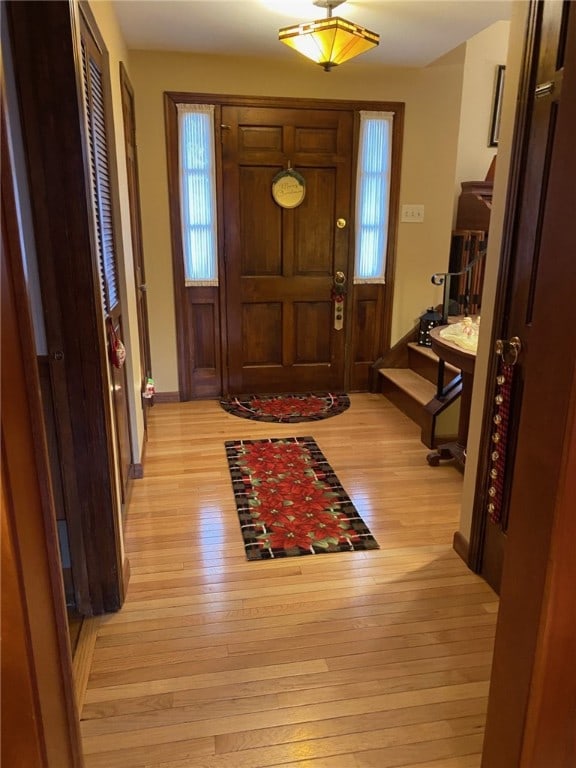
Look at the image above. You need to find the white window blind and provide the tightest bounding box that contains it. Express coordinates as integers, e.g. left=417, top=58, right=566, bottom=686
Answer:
left=354, top=111, right=393, bottom=284
left=178, top=104, right=218, bottom=286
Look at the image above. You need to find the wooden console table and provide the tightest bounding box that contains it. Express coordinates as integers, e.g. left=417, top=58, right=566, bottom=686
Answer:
left=426, top=326, right=477, bottom=470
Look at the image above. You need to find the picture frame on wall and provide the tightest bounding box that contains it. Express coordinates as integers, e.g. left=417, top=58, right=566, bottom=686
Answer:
left=489, top=65, right=506, bottom=147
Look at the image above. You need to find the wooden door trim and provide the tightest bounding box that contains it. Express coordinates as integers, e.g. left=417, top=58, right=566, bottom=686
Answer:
left=166, top=91, right=404, bottom=115
left=7, top=0, right=126, bottom=613
left=164, top=92, right=404, bottom=398
left=468, top=0, right=541, bottom=574
left=119, top=60, right=153, bottom=438
left=2, top=89, right=84, bottom=768
left=164, top=94, right=200, bottom=400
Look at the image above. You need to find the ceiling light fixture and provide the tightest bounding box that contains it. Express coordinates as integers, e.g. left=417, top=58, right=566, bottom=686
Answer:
left=278, top=0, right=379, bottom=72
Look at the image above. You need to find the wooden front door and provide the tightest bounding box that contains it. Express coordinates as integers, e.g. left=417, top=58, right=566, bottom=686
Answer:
left=222, top=105, right=354, bottom=394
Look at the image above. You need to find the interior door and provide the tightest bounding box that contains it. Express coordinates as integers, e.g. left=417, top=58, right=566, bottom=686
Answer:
left=476, top=0, right=570, bottom=592
left=480, top=2, right=576, bottom=764
left=120, top=62, right=153, bottom=428
left=2, top=112, right=83, bottom=766
left=81, top=13, right=132, bottom=505
left=222, top=105, right=354, bottom=394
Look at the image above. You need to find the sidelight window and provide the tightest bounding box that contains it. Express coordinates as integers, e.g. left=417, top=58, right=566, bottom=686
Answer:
left=178, top=104, right=218, bottom=285
left=354, top=111, right=393, bottom=283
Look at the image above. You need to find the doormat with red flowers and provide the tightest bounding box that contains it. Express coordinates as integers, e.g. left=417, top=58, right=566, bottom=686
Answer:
left=225, top=436, right=379, bottom=560
left=219, top=392, right=350, bottom=423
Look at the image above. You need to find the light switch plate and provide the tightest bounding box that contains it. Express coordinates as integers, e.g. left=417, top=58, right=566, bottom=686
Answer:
left=401, top=204, right=425, bottom=222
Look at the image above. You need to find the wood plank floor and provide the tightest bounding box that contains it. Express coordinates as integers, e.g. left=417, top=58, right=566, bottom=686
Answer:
left=79, top=393, right=498, bottom=768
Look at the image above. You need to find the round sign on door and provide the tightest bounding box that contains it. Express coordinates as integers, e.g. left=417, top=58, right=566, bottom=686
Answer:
left=271, top=169, right=306, bottom=209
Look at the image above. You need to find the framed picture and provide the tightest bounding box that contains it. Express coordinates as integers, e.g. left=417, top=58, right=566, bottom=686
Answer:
left=489, top=65, right=506, bottom=147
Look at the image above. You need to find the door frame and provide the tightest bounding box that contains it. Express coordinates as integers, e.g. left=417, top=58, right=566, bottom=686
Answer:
left=164, top=92, right=404, bottom=400
left=119, top=60, right=153, bottom=446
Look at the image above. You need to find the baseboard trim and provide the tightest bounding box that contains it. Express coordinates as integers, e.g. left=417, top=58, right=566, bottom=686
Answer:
left=72, top=615, right=100, bottom=713
left=453, top=530, right=470, bottom=565
left=123, top=555, right=131, bottom=587
left=153, top=391, right=180, bottom=403
left=128, top=462, right=143, bottom=479
left=119, top=555, right=131, bottom=607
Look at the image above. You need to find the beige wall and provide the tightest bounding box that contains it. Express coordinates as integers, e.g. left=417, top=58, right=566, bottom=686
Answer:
left=128, top=47, right=468, bottom=393
left=88, top=0, right=145, bottom=469
left=455, top=20, right=511, bottom=209
left=459, top=2, right=529, bottom=541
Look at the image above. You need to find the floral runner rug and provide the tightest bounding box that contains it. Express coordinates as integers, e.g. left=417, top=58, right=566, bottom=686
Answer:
left=225, top=436, right=379, bottom=560
left=219, top=392, right=350, bottom=423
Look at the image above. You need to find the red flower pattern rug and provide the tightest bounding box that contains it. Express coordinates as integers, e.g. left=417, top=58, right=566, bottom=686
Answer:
left=225, top=437, right=379, bottom=560
left=219, top=393, right=350, bottom=423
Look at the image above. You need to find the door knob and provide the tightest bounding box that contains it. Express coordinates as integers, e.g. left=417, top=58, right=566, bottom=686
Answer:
left=495, top=336, right=522, bottom=366
left=334, top=271, right=346, bottom=284
left=336, top=218, right=347, bottom=229
left=333, top=271, right=347, bottom=292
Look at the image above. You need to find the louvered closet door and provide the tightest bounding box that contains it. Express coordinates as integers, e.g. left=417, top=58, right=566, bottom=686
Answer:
left=80, top=20, right=132, bottom=505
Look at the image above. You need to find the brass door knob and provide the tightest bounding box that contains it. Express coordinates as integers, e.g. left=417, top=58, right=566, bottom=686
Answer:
left=495, top=336, right=522, bottom=366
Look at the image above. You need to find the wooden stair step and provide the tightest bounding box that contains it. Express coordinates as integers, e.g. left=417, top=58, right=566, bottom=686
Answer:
left=407, top=342, right=460, bottom=376
left=378, top=368, right=437, bottom=406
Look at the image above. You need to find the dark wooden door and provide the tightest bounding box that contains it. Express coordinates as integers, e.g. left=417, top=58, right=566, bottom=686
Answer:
left=222, top=105, right=354, bottom=394
left=120, top=62, right=152, bottom=430
left=2, top=93, right=83, bottom=766
left=477, top=1, right=576, bottom=764
left=477, top=0, right=570, bottom=593
left=8, top=0, right=126, bottom=615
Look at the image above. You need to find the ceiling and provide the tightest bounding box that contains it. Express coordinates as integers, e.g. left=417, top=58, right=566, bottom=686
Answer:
left=112, top=0, right=512, bottom=68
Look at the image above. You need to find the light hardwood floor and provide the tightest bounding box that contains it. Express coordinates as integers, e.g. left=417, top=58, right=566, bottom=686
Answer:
left=79, top=393, right=498, bottom=768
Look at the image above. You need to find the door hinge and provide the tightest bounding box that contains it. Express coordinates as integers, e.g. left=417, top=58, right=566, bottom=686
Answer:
left=535, top=81, right=555, bottom=99
left=220, top=124, right=231, bottom=143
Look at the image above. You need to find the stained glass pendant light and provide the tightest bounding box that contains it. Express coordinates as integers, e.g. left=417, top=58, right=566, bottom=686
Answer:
left=279, top=0, right=379, bottom=72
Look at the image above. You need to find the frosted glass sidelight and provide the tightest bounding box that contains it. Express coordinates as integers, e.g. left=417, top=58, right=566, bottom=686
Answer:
left=178, top=104, right=218, bottom=286
left=354, top=111, right=393, bottom=284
